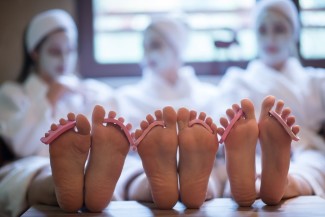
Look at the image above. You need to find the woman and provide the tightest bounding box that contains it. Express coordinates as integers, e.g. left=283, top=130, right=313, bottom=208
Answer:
left=0, top=9, right=113, bottom=158
left=112, top=17, right=220, bottom=204
left=114, top=17, right=219, bottom=128
left=0, top=9, right=113, bottom=216
left=209, top=0, right=325, bottom=204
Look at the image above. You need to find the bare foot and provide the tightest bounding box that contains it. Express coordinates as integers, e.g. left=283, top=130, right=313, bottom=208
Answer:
left=49, top=113, right=91, bottom=212
left=135, top=106, right=178, bottom=209
left=219, top=99, right=258, bottom=206
left=259, top=96, right=299, bottom=205
left=177, top=108, right=219, bottom=208
left=84, top=105, right=131, bottom=212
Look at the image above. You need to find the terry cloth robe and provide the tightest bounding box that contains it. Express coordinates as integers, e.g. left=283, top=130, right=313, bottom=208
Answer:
left=0, top=73, right=114, bottom=158
left=113, top=66, right=219, bottom=128
left=112, top=66, right=220, bottom=200
left=0, top=74, right=114, bottom=216
left=0, top=156, right=49, bottom=217
left=211, top=58, right=325, bottom=198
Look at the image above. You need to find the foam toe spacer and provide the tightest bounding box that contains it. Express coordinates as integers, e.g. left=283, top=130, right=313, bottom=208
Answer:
left=40, top=121, right=76, bottom=144
left=133, top=121, right=165, bottom=148
left=219, top=109, right=244, bottom=144
left=268, top=110, right=300, bottom=141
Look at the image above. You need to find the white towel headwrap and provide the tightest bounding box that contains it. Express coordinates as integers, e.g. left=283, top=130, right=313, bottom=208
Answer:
left=145, top=17, right=189, bottom=60
left=254, top=0, right=300, bottom=41
left=26, top=9, right=77, bottom=53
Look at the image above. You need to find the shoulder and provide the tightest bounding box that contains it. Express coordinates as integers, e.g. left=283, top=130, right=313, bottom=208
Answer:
left=0, top=81, right=27, bottom=102
left=0, top=81, right=28, bottom=113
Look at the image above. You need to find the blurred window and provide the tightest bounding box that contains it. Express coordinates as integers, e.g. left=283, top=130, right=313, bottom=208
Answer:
left=300, top=0, right=325, bottom=59
left=78, top=0, right=325, bottom=77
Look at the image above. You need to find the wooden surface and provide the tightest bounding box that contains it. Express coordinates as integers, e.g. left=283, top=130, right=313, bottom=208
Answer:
left=22, top=196, right=325, bottom=217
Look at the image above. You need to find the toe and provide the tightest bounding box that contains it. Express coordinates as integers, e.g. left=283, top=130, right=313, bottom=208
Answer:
left=198, top=112, right=206, bottom=121
left=155, top=110, right=163, bottom=121
left=232, top=103, right=241, bottom=112
left=281, top=108, right=291, bottom=120
left=163, top=106, right=177, bottom=128
left=134, top=129, right=143, bottom=140
left=146, top=114, right=155, bottom=124
left=108, top=111, right=117, bottom=119
left=189, top=110, right=197, bottom=121
left=59, top=118, right=67, bottom=125
left=92, top=105, right=105, bottom=125
left=140, top=120, right=149, bottom=130
left=206, top=117, right=213, bottom=127
left=260, top=95, right=276, bottom=118
left=51, top=123, right=58, bottom=131
left=286, top=116, right=295, bottom=127
left=76, top=114, right=91, bottom=135
left=67, top=113, right=76, bottom=121
left=226, top=109, right=235, bottom=120
left=220, top=117, right=229, bottom=129
left=241, top=98, right=256, bottom=120
left=275, top=100, right=285, bottom=114
left=177, top=107, right=190, bottom=131
left=126, top=123, right=132, bottom=131
left=292, top=126, right=300, bottom=135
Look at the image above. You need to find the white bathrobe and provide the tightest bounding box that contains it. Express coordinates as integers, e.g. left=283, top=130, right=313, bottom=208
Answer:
left=112, top=66, right=220, bottom=200
left=114, top=66, right=219, bottom=128
left=0, top=73, right=114, bottom=158
left=212, top=58, right=325, bottom=198
left=0, top=73, right=114, bottom=217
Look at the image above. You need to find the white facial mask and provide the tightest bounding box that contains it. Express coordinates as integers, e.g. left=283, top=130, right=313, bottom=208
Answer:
left=37, top=30, right=77, bottom=80
left=256, top=10, right=294, bottom=67
left=143, top=49, right=176, bottom=74
left=142, top=30, right=179, bottom=75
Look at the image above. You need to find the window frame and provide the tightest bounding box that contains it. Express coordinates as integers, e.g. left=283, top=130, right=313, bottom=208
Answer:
left=77, top=0, right=325, bottom=78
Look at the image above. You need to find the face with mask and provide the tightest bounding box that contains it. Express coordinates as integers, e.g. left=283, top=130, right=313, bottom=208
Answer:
left=256, top=9, right=294, bottom=68
left=34, top=30, right=77, bottom=81
left=142, top=29, right=180, bottom=78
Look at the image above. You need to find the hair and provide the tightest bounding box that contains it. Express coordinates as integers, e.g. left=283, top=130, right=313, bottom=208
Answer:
left=17, top=27, right=34, bottom=83
left=0, top=136, right=15, bottom=167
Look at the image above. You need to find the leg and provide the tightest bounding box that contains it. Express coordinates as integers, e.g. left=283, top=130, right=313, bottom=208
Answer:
left=84, top=105, right=130, bottom=212
left=259, top=96, right=300, bottom=205
left=49, top=113, right=91, bottom=212
left=219, top=99, right=258, bottom=206
left=177, top=108, right=219, bottom=208
left=206, top=159, right=228, bottom=199
left=135, top=106, right=178, bottom=209
left=127, top=173, right=153, bottom=202
left=27, top=165, right=57, bottom=206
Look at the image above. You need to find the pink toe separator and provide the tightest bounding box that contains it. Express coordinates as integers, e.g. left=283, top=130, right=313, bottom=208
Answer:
left=40, top=118, right=166, bottom=150
left=188, top=119, right=213, bottom=133
left=269, top=110, right=300, bottom=141
left=40, top=120, right=76, bottom=145
left=133, top=121, right=165, bottom=148
left=104, top=118, right=134, bottom=147
left=219, top=109, right=244, bottom=144
left=40, top=118, right=135, bottom=146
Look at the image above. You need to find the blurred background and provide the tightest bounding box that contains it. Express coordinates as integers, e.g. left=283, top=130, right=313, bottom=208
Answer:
left=1, top=0, right=325, bottom=86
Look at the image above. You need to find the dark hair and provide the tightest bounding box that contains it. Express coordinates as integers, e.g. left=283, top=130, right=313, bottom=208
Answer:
left=0, top=136, right=15, bottom=167
left=17, top=27, right=34, bottom=83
